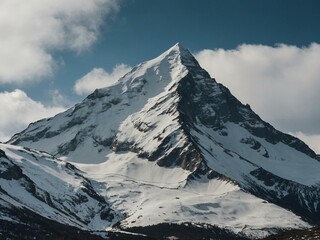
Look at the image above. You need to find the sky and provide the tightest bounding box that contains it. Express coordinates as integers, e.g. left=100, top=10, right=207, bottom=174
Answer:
left=0, top=0, right=320, bottom=153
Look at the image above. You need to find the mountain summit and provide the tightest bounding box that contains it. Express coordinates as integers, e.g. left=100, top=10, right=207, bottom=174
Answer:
left=9, top=42, right=204, bottom=164
left=5, top=43, right=320, bottom=239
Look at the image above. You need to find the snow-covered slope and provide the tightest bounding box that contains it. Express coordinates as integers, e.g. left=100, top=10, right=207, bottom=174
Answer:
left=77, top=160, right=310, bottom=238
left=0, top=143, right=119, bottom=233
left=7, top=43, right=320, bottom=238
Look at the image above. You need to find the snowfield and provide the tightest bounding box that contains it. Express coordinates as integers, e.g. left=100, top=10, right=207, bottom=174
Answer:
left=77, top=159, right=309, bottom=238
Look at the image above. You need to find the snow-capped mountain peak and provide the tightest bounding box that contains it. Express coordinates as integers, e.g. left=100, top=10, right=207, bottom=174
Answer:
left=8, top=43, right=209, bottom=165
left=5, top=44, right=320, bottom=238
left=158, top=42, right=198, bottom=66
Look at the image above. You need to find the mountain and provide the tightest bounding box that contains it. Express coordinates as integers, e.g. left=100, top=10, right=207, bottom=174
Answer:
left=264, top=225, right=320, bottom=240
left=0, top=143, right=120, bottom=239
left=5, top=43, right=320, bottom=239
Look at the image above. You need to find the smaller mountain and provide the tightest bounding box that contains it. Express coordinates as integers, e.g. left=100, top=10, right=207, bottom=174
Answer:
left=0, top=143, right=119, bottom=238
left=264, top=226, right=320, bottom=240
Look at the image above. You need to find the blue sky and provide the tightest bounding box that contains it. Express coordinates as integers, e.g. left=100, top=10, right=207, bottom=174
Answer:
left=53, top=0, right=320, bottom=99
left=0, top=0, right=320, bottom=152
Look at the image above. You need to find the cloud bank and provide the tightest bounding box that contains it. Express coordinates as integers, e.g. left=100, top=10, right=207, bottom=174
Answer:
left=0, top=0, right=119, bottom=84
left=195, top=43, right=320, bottom=153
left=0, top=90, right=66, bottom=141
left=74, top=64, right=131, bottom=95
left=291, top=132, right=320, bottom=154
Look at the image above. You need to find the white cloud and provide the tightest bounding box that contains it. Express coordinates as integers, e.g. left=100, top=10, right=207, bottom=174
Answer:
left=0, top=89, right=66, bottom=142
left=74, top=64, right=131, bottom=95
left=291, top=132, right=320, bottom=154
left=0, top=0, right=120, bottom=84
left=49, top=89, right=71, bottom=107
left=195, top=43, right=320, bottom=153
